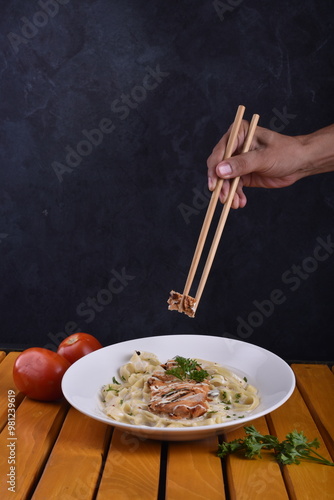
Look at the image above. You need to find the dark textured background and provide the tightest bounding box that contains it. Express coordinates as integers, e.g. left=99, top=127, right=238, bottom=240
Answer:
left=1, top=0, right=333, bottom=361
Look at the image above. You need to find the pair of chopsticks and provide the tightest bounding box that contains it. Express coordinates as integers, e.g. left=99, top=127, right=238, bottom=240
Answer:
left=181, top=105, right=259, bottom=314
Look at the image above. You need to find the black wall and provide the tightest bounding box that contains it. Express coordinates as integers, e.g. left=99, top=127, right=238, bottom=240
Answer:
left=1, top=0, right=333, bottom=361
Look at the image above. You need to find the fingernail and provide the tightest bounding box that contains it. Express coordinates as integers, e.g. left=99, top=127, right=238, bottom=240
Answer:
left=218, top=162, right=232, bottom=177
left=208, top=177, right=216, bottom=191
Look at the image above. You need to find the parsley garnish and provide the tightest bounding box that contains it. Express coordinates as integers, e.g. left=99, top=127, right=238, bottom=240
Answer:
left=217, top=426, right=334, bottom=466
left=165, top=356, right=209, bottom=382
left=221, top=391, right=231, bottom=405
left=112, top=377, right=120, bottom=385
left=105, top=385, right=118, bottom=393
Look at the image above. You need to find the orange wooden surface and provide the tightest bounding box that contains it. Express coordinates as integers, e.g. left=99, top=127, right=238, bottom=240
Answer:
left=268, top=386, right=334, bottom=500
left=96, top=428, right=162, bottom=500
left=0, top=352, right=25, bottom=432
left=0, top=352, right=333, bottom=500
left=292, top=364, right=334, bottom=459
left=166, top=436, right=225, bottom=500
left=225, top=416, right=289, bottom=500
left=0, top=397, right=69, bottom=500
left=31, top=407, right=111, bottom=500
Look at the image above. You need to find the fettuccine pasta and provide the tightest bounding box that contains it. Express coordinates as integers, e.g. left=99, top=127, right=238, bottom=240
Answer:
left=101, top=351, right=259, bottom=427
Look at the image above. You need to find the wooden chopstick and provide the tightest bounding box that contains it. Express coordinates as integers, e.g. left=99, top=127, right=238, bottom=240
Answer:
left=193, top=113, right=260, bottom=311
left=181, top=105, right=246, bottom=302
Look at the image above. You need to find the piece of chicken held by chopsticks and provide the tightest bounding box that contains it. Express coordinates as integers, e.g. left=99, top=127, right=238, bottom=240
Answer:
left=167, top=290, right=197, bottom=318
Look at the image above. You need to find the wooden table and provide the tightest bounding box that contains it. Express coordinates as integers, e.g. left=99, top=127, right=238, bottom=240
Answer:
left=0, top=352, right=333, bottom=499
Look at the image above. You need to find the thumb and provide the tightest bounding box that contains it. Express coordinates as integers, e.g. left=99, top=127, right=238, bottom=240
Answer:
left=216, top=151, right=257, bottom=180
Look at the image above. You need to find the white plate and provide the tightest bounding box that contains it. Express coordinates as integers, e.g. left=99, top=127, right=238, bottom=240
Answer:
left=61, top=334, right=295, bottom=441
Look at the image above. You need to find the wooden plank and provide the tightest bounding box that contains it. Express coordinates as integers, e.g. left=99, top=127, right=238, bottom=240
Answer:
left=0, top=397, right=68, bottom=500
left=292, top=364, right=334, bottom=459
left=96, top=428, right=161, bottom=500
left=166, top=436, right=225, bottom=500
left=0, top=352, right=6, bottom=363
left=0, top=352, right=25, bottom=432
left=225, top=417, right=289, bottom=500
left=31, top=407, right=111, bottom=500
left=267, top=387, right=334, bottom=500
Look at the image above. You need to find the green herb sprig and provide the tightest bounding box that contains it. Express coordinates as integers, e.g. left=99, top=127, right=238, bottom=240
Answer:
left=165, top=356, right=209, bottom=382
left=217, top=425, right=334, bottom=466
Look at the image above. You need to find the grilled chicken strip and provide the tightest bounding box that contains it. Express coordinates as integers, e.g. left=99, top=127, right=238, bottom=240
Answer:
left=147, top=360, right=210, bottom=419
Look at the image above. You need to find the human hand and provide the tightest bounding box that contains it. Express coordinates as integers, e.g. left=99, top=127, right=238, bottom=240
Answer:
left=207, top=120, right=308, bottom=208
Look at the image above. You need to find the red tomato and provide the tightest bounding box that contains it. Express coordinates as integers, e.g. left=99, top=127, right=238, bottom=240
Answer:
left=57, top=332, right=102, bottom=364
left=13, top=348, right=70, bottom=401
